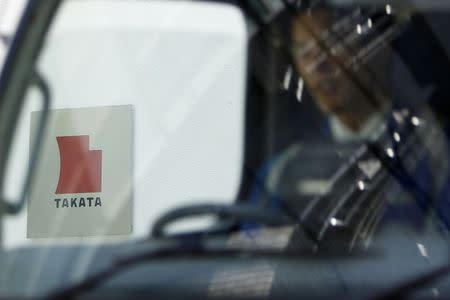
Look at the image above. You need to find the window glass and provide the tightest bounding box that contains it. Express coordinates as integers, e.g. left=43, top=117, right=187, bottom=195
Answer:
left=1, top=0, right=450, bottom=298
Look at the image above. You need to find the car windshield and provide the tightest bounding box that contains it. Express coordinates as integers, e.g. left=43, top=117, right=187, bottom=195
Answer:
left=0, top=0, right=450, bottom=299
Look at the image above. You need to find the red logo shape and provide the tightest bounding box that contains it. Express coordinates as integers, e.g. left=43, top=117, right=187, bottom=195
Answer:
left=55, top=135, right=102, bottom=194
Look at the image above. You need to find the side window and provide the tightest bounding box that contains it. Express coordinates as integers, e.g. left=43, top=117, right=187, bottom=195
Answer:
left=2, top=0, right=248, bottom=246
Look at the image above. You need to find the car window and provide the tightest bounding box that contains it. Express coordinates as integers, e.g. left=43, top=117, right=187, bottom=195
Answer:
left=0, top=0, right=450, bottom=299
left=2, top=0, right=247, bottom=246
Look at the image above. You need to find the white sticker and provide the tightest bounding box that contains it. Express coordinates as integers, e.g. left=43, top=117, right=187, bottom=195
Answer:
left=27, top=105, right=133, bottom=238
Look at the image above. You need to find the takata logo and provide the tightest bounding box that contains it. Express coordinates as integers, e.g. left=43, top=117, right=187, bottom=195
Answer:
left=27, top=105, right=133, bottom=238
left=56, top=135, right=102, bottom=194
left=54, top=135, right=103, bottom=208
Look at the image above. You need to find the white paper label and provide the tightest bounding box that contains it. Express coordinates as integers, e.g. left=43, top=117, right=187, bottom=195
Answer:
left=27, top=105, right=133, bottom=238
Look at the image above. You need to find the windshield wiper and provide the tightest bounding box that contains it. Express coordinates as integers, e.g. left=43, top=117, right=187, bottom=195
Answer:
left=42, top=202, right=297, bottom=300
left=43, top=237, right=320, bottom=300
left=44, top=229, right=379, bottom=300
left=367, top=261, right=450, bottom=300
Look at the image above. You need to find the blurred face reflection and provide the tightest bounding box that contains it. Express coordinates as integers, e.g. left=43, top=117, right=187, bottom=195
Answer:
left=291, top=11, right=388, bottom=133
